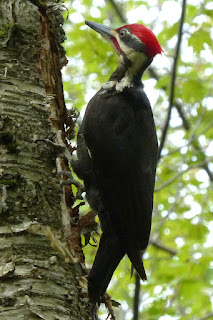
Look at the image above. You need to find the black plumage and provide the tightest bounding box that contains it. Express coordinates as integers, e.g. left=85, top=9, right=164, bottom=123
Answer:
left=72, top=20, right=162, bottom=317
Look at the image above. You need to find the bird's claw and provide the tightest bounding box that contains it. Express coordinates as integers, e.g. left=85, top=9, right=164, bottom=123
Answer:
left=58, top=170, right=85, bottom=199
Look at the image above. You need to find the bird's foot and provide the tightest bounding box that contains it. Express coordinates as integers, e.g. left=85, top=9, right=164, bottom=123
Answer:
left=58, top=170, right=85, bottom=199
left=103, top=293, right=120, bottom=320
left=34, top=137, right=68, bottom=157
left=79, top=210, right=99, bottom=247
left=34, top=131, right=74, bottom=162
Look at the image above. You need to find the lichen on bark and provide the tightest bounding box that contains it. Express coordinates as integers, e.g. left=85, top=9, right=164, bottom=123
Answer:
left=0, top=1, right=89, bottom=319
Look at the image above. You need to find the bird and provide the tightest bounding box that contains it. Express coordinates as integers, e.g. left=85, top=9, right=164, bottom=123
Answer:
left=71, top=20, right=162, bottom=318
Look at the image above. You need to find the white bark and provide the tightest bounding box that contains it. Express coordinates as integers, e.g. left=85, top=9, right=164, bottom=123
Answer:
left=0, top=1, right=89, bottom=319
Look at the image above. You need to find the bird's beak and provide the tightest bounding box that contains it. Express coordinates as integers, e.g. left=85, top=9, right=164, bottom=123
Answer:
left=85, top=21, right=116, bottom=39
left=85, top=21, right=120, bottom=53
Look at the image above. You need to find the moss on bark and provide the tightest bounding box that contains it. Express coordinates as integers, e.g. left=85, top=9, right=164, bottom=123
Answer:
left=0, top=1, right=89, bottom=319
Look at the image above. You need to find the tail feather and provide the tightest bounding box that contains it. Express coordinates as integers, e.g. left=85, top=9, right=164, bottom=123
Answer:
left=127, top=250, right=147, bottom=281
left=88, top=230, right=124, bottom=305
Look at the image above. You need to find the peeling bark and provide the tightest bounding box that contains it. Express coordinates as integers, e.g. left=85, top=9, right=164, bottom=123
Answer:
left=0, top=1, right=89, bottom=319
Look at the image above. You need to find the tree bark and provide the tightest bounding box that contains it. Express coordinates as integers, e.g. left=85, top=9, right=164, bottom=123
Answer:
left=0, top=1, right=89, bottom=319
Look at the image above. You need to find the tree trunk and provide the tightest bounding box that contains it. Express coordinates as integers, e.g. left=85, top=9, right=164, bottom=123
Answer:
left=0, top=1, right=89, bottom=319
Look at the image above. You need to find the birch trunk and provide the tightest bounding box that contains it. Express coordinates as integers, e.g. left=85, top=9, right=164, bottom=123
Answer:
left=0, top=1, right=89, bottom=319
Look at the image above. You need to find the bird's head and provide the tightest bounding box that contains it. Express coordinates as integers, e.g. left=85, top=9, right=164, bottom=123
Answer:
left=85, top=21, right=163, bottom=81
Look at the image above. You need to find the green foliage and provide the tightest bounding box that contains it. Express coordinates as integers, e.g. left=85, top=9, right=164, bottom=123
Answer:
left=63, top=0, right=213, bottom=319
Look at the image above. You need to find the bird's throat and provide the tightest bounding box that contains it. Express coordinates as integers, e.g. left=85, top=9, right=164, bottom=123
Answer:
left=102, top=52, right=152, bottom=92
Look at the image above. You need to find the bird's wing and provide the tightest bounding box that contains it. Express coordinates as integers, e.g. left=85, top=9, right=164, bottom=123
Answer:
left=82, top=86, right=158, bottom=254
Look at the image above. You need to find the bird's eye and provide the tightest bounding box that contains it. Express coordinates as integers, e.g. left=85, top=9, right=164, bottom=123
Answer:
left=119, top=29, right=127, bottom=38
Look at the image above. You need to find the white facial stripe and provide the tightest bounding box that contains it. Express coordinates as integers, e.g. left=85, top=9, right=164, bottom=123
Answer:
left=100, top=32, right=148, bottom=93
left=128, top=51, right=147, bottom=75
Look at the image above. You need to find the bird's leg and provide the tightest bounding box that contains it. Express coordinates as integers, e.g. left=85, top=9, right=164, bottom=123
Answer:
left=57, top=170, right=85, bottom=200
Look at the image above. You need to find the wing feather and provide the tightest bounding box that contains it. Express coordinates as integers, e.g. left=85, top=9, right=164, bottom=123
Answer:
left=82, top=86, right=158, bottom=258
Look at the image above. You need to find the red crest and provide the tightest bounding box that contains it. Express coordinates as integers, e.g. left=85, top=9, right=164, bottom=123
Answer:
left=116, top=24, right=163, bottom=57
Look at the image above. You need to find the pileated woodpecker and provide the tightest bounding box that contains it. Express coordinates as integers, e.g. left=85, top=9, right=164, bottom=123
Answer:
left=72, top=21, right=162, bottom=316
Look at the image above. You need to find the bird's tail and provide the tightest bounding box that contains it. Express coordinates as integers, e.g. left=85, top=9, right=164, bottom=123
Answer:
left=127, top=250, right=147, bottom=281
left=88, top=230, right=124, bottom=305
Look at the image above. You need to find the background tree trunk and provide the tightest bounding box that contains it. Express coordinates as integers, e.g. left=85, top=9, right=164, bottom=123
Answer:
left=0, top=1, right=89, bottom=319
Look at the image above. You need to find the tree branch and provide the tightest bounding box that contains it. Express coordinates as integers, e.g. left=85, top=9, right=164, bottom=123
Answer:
left=132, top=239, right=177, bottom=320
left=162, top=122, right=213, bottom=158
left=148, top=65, right=213, bottom=181
left=199, top=313, right=213, bottom=320
left=202, top=163, right=213, bottom=182
left=158, top=0, right=187, bottom=159
left=174, top=100, right=190, bottom=130
left=147, top=67, right=191, bottom=131
left=133, top=273, right=140, bottom=320
left=155, top=157, right=213, bottom=192
left=149, top=239, right=177, bottom=256
left=107, top=0, right=126, bottom=23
